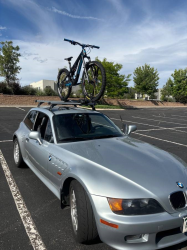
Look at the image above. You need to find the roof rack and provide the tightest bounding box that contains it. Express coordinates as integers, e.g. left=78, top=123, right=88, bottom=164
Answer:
left=35, top=99, right=96, bottom=111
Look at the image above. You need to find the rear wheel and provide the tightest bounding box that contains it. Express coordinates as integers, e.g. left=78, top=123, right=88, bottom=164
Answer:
left=82, top=61, right=106, bottom=102
left=57, top=68, right=72, bottom=101
left=70, top=180, right=98, bottom=243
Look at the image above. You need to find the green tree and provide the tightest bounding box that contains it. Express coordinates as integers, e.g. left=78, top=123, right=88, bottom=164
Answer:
left=0, top=41, right=21, bottom=85
left=96, top=58, right=131, bottom=98
left=161, top=77, right=173, bottom=101
left=172, top=68, right=187, bottom=103
left=133, top=64, right=159, bottom=96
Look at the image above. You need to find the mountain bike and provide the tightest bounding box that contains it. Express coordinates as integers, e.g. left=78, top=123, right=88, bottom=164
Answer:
left=57, top=38, right=106, bottom=102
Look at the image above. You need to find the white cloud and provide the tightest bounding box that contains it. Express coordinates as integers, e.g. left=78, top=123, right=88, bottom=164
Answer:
left=0, top=26, right=7, bottom=30
left=49, top=7, right=104, bottom=21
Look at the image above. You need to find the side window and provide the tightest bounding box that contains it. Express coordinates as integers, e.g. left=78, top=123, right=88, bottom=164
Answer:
left=44, top=120, right=54, bottom=143
left=24, top=111, right=38, bottom=130
left=34, top=112, right=49, bottom=139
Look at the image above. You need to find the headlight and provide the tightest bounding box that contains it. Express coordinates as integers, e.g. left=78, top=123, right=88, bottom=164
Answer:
left=108, top=198, right=164, bottom=215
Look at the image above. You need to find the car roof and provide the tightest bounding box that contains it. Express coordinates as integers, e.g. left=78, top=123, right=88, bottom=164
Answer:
left=29, top=106, right=100, bottom=118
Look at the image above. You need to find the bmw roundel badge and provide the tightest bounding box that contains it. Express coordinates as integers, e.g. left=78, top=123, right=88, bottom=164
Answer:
left=49, top=155, right=52, bottom=161
left=176, top=182, right=184, bottom=188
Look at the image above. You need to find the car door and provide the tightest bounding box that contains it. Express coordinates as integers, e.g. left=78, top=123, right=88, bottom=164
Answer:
left=25, top=112, right=49, bottom=177
left=46, top=119, right=68, bottom=188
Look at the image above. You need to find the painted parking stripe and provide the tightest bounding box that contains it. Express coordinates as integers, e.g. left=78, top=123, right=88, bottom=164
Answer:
left=171, top=115, right=187, bottom=118
left=111, top=118, right=187, bottom=131
left=137, top=127, right=187, bottom=133
left=152, top=115, right=187, bottom=122
left=132, top=116, right=186, bottom=126
left=111, top=118, right=163, bottom=128
left=111, top=118, right=187, bottom=134
left=0, top=140, right=12, bottom=143
left=0, top=150, right=47, bottom=250
left=16, top=107, right=26, bottom=111
left=134, top=133, right=187, bottom=148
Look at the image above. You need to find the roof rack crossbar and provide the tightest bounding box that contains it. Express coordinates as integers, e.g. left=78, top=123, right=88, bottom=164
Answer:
left=35, top=99, right=96, bottom=111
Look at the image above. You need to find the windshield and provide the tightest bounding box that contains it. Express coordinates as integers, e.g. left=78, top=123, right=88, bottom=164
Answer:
left=53, top=113, right=124, bottom=143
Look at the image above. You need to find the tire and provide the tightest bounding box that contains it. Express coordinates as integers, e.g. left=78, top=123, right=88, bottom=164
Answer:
left=70, top=180, right=98, bottom=243
left=81, top=61, right=106, bottom=102
left=13, top=138, right=24, bottom=168
left=57, top=68, right=72, bottom=101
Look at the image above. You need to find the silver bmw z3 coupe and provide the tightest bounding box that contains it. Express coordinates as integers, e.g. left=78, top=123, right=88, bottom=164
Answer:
left=13, top=101, right=187, bottom=250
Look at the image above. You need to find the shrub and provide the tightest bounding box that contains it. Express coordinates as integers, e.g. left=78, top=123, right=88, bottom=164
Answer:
left=21, top=86, right=37, bottom=95
left=9, top=82, right=22, bottom=95
left=0, top=82, right=13, bottom=94
left=35, top=89, right=46, bottom=96
left=44, top=87, right=57, bottom=96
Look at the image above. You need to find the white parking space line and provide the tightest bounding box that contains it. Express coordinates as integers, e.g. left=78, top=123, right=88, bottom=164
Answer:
left=0, top=140, right=12, bottom=143
left=0, top=150, right=47, bottom=250
left=111, top=118, right=187, bottom=134
left=111, top=117, right=186, bottom=129
left=171, top=115, right=187, bottom=118
left=152, top=115, right=187, bottom=122
left=132, top=116, right=186, bottom=126
left=15, top=107, right=26, bottom=111
left=134, top=133, right=187, bottom=148
left=137, top=127, right=187, bottom=133
left=111, top=118, right=163, bottom=128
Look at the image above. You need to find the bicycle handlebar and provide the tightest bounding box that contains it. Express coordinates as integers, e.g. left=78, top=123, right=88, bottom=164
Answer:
left=64, top=38, right=100, bottom=49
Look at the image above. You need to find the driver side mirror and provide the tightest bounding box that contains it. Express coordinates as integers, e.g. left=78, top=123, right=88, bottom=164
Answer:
left=123, top=124, right=137, bottom=135
left=29, top=131, right=43, bottom=145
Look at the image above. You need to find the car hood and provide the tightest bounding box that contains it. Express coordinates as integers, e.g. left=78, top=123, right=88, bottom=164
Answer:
left=59, top=136, right=187, bottom=212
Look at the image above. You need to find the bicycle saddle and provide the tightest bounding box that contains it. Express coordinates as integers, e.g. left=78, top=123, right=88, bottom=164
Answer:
left=64, top=57, right=73, bottom=61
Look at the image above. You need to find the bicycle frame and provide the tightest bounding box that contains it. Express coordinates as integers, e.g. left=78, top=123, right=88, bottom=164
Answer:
left=65, top=48, right=91, bottom=87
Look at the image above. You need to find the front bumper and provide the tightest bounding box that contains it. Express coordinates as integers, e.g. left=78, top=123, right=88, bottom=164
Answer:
left=91, top=195, right=187, bottom=250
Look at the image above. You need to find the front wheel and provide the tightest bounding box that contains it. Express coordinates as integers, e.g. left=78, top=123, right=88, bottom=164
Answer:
left=57, top=68, right=72, bottom=101
left=70, top=180, right=98, bottom=243
left=13, top=138, right=24, bottom=168
left=82, top=61, right=106, bottom=102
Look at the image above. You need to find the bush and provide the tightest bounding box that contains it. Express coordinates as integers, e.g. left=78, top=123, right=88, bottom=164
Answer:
left=9, top=82, right=22, bottom=95
left=174, top=95, right=187, bottom=103
left=149, top=94, right=157, bottom=99
left=21, top=86, right=37, bottom=95
left=0, top=82, right=13, bottom=94
left=35, top=89, right=45, bottom=96
left=44, top=87, right=57, bottom=96
left=161, top=96, right=175, bottom=102
left=123, top=93, right=135, bottom=99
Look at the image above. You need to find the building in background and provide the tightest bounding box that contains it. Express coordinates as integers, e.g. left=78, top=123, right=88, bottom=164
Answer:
left=30, top=79, right=81, bottom=95
left=30, top=80, right=57, bottom=91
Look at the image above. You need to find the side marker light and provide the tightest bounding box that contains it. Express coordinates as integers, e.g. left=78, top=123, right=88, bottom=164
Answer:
left=100, top=219, right=118, bottom=229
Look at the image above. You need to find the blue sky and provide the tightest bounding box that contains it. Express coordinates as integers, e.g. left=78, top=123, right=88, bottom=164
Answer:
left=0, top=0, right=187, bottom=87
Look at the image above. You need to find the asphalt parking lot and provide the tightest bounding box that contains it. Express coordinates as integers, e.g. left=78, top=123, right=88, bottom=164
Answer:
left=1, top=106, right=187, bottom=250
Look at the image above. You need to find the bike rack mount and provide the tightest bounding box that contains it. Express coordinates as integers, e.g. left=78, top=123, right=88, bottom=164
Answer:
left=35, top=99, right=96, bottom=111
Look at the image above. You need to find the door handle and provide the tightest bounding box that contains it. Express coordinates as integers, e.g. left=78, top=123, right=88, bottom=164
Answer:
left=26, top=138, right=29, bottom=142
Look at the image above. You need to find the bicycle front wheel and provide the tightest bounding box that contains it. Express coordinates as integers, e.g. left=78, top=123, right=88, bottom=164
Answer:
left=81, top=61, right=106, bottom=102
left=57, top=68, right=72, bottom=101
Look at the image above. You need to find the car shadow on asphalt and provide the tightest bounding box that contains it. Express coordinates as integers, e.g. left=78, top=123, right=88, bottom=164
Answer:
left=164, top=240, right=187, bottom=250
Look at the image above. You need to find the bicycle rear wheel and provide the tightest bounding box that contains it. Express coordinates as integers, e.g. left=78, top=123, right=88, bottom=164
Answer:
left=81, top=61, right=106, bottom=102
left=57, top=68, right=72, bottom=101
